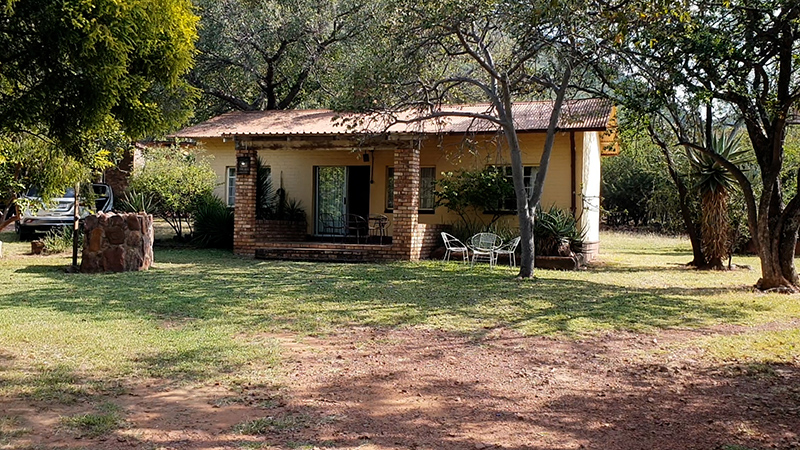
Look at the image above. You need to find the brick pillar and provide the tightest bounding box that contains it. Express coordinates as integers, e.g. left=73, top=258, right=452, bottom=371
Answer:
left=391, top=143, right=423, bottom=260
left=233, top=146, right=258, bottom=256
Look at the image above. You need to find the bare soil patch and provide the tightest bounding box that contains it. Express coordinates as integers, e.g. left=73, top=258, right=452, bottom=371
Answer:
left=3, top=326, right=799, bottom=450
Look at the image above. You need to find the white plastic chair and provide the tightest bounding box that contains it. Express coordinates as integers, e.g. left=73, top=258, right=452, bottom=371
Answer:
left=441, top=232, right=469, bottom=262
left=469, top=232, right=502, bottom=267
left=494, top=236, right=521, bottom=267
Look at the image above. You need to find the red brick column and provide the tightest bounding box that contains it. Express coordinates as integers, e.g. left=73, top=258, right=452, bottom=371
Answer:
left=391, top=143, right=423, bottom=260
left=233, top=147, right=258, bottom=256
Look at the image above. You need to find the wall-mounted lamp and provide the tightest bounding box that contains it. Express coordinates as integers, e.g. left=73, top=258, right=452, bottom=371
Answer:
left=362, top=152, right=370, bottom=162
left=236, top=156, right=251, bottom=175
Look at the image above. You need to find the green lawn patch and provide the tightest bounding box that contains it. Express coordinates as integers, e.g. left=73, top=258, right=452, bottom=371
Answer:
left=0, top=229, right=798, bottom=400
left=701, top=328, right=800, bottom=364
left=59, top=402, right=125, bottom=437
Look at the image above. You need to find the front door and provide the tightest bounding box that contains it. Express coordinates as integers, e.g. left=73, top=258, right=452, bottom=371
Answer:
left=347, top=166, right=370, bottom=219
left=314, top=166, right=370, bottom=235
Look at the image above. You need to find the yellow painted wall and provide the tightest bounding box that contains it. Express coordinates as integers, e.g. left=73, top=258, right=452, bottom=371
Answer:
left=196, top=137, right=237, bottom=202
left=203, top=132, right=587, bottom=235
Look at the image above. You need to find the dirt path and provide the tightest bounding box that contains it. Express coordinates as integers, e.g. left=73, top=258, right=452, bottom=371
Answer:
left=3, top=326, right=799, bottom=450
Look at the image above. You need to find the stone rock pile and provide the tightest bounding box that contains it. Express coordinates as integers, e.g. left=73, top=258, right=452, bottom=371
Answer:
left=80, top=212, right=154, bottom=273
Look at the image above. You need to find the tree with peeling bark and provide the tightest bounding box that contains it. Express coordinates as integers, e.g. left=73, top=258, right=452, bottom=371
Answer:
left=601, top=1, right=800, bottom=290
left=345, top=0, right=605, bottom=278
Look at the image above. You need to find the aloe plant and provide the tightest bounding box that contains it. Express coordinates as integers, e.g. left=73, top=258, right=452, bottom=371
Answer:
left=688, top=130, right=752, bottom=269
left=533, top=206, right=586, bottom=256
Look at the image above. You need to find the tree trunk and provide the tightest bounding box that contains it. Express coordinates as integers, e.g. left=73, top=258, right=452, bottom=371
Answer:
left=756, top=229, right=797, bottom=291
left=754, top=187, right=799, bottom=291
left=649, top=129, right=706, bottom=267
left=510, top=69, right=571, bottom=278
left=701, top=190, right=729, bottom=270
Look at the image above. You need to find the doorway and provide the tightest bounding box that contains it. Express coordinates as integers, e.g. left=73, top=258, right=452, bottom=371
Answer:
left=314, top=166, right=370, bottom=235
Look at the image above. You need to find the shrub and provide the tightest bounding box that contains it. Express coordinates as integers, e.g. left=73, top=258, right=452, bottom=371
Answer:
left=41, top=226, right=82, bottom=254
left=192, top=194, right=234, bottom=249
left=534, top=206, right=586, bottom=256
left=127, top=145, right=217, bottom=240
left=601, top=123, right=685, bottom=232
left=435, top=167, right=514, bottom=229
left=256, top=158, right=306, bottom=222
left=118, top=189, right=157, bottom=214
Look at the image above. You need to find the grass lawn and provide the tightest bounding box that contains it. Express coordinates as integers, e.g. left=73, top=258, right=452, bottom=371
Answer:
left=0, top=229, right=798, bottom=393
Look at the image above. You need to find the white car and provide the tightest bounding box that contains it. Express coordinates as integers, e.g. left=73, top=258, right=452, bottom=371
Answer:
left=15, top=184, right=114, bottom=240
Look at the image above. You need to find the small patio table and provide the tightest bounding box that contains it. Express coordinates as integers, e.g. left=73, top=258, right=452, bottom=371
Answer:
left=368, top=214, right=389, bottom=244
left=469, top=232, right=502, bottom=268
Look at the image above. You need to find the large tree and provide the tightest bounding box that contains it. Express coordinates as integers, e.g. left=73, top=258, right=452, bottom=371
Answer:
left=603, top=1, right=800, bottom=290
left=189, top=0, right=373, bottom=119
left=0, top=0, right=198, bottom=156
left=343, top=0, right=604, bottom=278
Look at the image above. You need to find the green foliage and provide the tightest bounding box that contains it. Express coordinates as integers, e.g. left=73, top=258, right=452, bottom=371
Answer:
left=688, top=131, right=752, bottom=197
left=534, top=206, right=586, bottom=257
left=601, top=119, right=685, bottom=232
left=0, top=135, right=104, bottom=229
left=118, top=189, right=157, bottom=214
left=192, top=194, right=234, bottom=249
left=58, top=402, right=125, bottom=437
left=40, top=226, right=82, bottom=255
left=780, top=127, right=800, bottom=199
left=435, top=167, right=514, bottom=230
left=256, top=159, right=306, bottom=222
left=191, top=0, right=374, bottom=118
left=127, top=145, right=217, bottom=239
left=0, top=0, right=198, bottom=154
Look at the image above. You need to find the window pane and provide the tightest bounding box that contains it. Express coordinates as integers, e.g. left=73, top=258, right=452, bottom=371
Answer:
left=500, top=165, right=538, bottom=211
left=386, top=167, right=394, bottom=210
left=227, top=167, right=236, bottom=207
left=420, top=167, right=435, bottom=210
left=387, top=167, right=437, bottom=212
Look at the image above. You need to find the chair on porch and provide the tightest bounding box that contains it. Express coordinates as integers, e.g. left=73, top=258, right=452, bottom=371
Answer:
left=321, top=213, right=345, bottom=241
left=469, top=232, right=502, bottom=267
left=441, top=232, right=469, bottom=262
left=368, top=214, right=390, bottom=244
left=346, top=214, right=368, bottom=243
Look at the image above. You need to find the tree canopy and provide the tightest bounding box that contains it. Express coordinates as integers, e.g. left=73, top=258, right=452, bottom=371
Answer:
left=601, top=0, right=800, bottom=290
left=0, top=0, right=199, bottom=155
left=190, top=0, right=375, bottom=119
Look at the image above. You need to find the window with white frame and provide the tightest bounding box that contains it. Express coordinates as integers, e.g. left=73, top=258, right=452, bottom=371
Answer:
left=385, top=167, right=436, bottom=212
left=498, top=165, right=538, bottom=211
left=226, top=167, right=236, bottom=207
left=419, top=167, right=436, bottom=210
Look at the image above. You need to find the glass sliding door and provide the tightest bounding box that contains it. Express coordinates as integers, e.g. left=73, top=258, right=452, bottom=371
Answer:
left=315, top=166, right=347, bottom=235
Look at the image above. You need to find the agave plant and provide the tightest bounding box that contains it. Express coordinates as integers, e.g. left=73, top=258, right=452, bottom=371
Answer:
left=688, top=129, right=751, bottom=269
left=534, top=206, right=586, bottom=256
left=119, top=189, right=158, bottom=214
left=192, top=194, right=234, bottom=249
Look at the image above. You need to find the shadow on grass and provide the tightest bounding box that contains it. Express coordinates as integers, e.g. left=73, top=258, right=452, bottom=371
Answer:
left=0, top=249, right=763, bottom=337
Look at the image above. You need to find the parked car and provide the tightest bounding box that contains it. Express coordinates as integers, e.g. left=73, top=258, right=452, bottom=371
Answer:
left=15, top=184, right=114, bottom=240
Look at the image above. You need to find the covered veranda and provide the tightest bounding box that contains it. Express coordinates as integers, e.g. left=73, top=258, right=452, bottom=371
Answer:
left=231, top=133, right=445, bottom=262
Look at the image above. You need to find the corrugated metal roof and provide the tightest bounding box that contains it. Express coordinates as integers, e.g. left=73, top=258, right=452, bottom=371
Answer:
left=175, top=99, right=613, bottom=139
